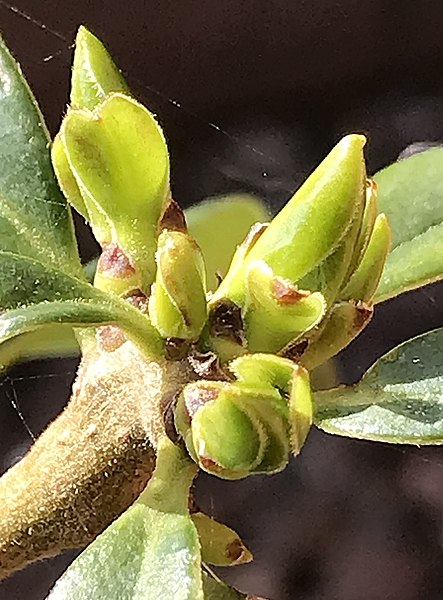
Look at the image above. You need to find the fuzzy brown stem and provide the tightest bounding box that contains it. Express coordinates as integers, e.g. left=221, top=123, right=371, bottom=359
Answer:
left=0, top=340, right=191, bottom=580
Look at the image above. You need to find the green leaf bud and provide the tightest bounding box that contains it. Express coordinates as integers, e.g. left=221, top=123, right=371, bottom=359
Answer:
left=71, top=26, right=129, bottom=110
left=212, top=134, right=366, bottom=307
left=148, top=230, right=207, bottom=340
left=58, top=93, right=170, bottom=290
left=340, top=213, right=391, bottom=302
left=243, top=260, right=326, bottom=353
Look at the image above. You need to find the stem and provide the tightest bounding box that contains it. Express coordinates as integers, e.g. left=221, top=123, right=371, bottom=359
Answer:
left=0, top=341, right=192, bottom=580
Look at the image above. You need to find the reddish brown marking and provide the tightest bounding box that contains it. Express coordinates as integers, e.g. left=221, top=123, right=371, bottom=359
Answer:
left=184, top=384, right=220, bottom=418
left=272, top=278, right=310, bottom=304
left=123, top=288, right=148, bottom=313
left=159, top=199, right=187, bottom=232
left=280, top=338, right=309, bottom=361
left=199, top=456, right=223, bottom=473
left=97, top=325, right=126, bottom=352
left=97, top=243, right=136, bottom=278
left=354, top=301, right=373, bottom=330
left=226, top=538, right=244, bottom=561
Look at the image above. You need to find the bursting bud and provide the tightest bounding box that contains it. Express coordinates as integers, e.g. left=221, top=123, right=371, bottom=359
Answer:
left=244, top=260, right=326, bottom=353
left=175, top=354, right=315, bottom=479
left=148, top=230, right=207, bottom=340
left=211, top=134, right=366, bottom=308
left=53, top=93, right=170, bottom=292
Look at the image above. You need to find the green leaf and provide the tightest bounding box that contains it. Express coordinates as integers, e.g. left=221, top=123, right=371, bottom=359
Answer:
left=48, top=439, right=203, bottom=600
left=0, top=251, right=162, bottom=363
left=0, top=326, right=79, bottom=371
left=0, top=34, right=82, bottom=276
left=244, top=259, right=326, bottom=353
left=315, top=327, right=443, bottom=443
left=59, top=93, right=170, bottom=286
left=202, top=573, right=259, bottom=599
left=212, top=135, right=366, bottom=306
left=71, top=26, right=129, bottom=110
left=374, top=148, right=443, bottom=301
left=186, top=194, right=269, bottom=291
left=191, top=512, right=252, bottom=567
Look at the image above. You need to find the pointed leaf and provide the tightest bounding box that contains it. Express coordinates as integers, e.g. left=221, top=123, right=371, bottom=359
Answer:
left=213, top=135, right=366, bottom=306
left=71, top=26, right=129, bottom=110
left=315, top=327, right=443, bottom=443
left=0, top=251, right=162, bottom=362
left=374, top=148, right=443, bottom=301
left=0, top=35, right=82, bottom=275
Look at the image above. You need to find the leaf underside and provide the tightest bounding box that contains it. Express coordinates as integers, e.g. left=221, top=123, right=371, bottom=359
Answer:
left=315, top=327, right=443, bottom=443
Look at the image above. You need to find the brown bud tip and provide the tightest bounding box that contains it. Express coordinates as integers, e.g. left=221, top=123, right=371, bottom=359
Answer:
left=208, top=299, right=245, bottom=346
left=97, top=243, right=136, bottom=278
left=354, top=301, right=373, bottom=329
left=159, top=199, right=187, bottom=232
left=122, top=288, right=148, bottom=313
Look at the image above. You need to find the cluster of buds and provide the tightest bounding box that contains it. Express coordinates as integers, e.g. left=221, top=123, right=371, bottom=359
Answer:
left=175, top=135, right=391, bottom=478
left=53, top=28, right=391, bottom=480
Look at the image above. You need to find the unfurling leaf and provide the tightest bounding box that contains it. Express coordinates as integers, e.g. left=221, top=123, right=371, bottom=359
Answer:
left=71, top=25, right=129, bottom=110
left=149, top=231, right=207, bottom=340
left=374, top=147, right=443, bottom=301
left=176, top=354, right=314, bottom=478
left=211, top=134, right=366, bottom=307
left=244, top=260, right=326, bottom=353
left=55, top=93, right=170, bottom=290
left=315, top=327, right=443, bottom=443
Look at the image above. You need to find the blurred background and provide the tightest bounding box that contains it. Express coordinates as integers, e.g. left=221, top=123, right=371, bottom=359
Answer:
left=2, top=1, right=443, bottom=598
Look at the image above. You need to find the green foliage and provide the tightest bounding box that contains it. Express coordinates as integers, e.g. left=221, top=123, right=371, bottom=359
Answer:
left=2, top=22, right=443, bottom=600
left=315, top=328, right=443, bottom=443
left=71, top=26, right=129, bottom=110
left=0, top=35, right=82, bottom=277
left=374, top=148, right=443, bottom=301
left=0, top=251, right=162, bottom=362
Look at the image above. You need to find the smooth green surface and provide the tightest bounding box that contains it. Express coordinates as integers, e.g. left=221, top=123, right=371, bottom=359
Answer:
left=374, top=148, right=443, bottom=301
left=213, top=135, right=366, bottom=305
left=60, top=93, right=169, bottom=284
left=316, top=328, right=443, bottom=443
left=71, top=26, right=129, bottom=110
left=149, top=231, right=207, bottom=339
left=244, top=259, right=326, bottom=352
left=340, top=213, right=391, bottom=302
left=186, top=194, right=269, bottom=291
left=48, top=439, right=203, bottom=600
left=0, top=35, right=82, bottom=276
left=0, top=251, right=161, bottom=362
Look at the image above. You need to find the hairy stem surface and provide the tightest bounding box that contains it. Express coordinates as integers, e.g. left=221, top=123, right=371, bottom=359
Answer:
left=0, top=339, right=191, bottom=580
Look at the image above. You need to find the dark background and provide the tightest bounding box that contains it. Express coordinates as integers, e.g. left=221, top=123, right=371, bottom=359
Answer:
left=2, top=1, right=443, bottom=598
